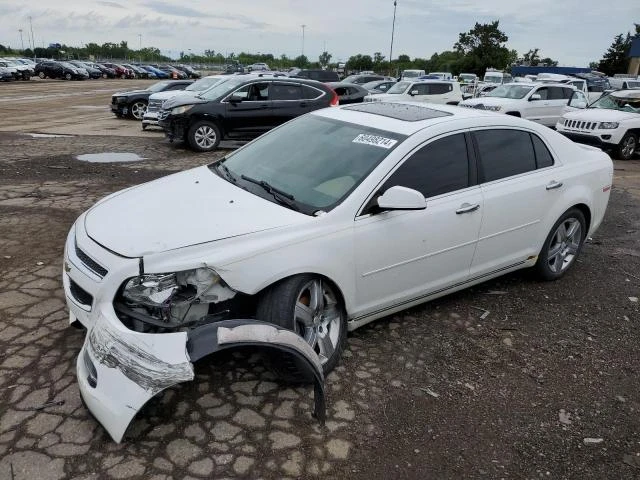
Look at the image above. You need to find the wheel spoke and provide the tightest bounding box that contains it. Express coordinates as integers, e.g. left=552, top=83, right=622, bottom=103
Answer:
left=565, top=220, right=580, bottom=240
left=316, top=333, right=335, bottom=362
left=566, top=244, right=579, bottom=255
left=295, top=302, right=314, bottom=327
left=309, top=280, right=324, bottom=313
left=556, top=223, right=567, bottom=240
left=548, top=243, right=562, bottom=260
left=551, top=252, right=565, bottom=272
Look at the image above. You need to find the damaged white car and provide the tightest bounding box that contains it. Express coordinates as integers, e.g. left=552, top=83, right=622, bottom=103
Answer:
left=64, top=101, right=613, bottom=442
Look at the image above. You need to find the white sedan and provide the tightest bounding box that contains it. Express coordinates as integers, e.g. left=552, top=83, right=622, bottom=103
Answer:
left=64, top=101, right=613, bottom=441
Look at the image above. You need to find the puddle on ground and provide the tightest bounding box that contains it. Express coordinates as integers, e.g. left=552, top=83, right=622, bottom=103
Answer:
left=25, top=133, right=74, bottom=138
left=76, top=152, right=146, bottom=163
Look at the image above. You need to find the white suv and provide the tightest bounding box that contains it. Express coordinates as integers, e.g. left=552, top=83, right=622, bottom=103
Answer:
left=459, top=82, right=575, bottom=127
left=364, top=80, right=462, bottom=105
left=556, top=89, right=640, bottom=160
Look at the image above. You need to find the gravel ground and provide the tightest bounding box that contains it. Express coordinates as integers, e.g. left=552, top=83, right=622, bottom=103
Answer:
left=0, top=80, right=639, bottom=480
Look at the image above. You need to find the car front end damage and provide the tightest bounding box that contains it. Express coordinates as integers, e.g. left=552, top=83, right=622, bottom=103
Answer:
left=64, top=217, right=325, bottom=442
left=158, top=111, right=189, bottom=141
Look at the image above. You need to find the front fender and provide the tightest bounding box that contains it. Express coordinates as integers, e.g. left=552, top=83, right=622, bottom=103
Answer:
left=77, top=317, right=325, bottom=443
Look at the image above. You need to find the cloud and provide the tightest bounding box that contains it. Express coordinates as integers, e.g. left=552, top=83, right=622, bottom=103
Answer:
left=96, top=1, right=125, bottom=8
left=142, top=1, right=205, bottom=18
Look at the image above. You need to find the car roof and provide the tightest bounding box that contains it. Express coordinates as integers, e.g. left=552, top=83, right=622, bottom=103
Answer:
left=312, top=101, right=518, bottom=136
left=610, top=89, right=640, bottom=99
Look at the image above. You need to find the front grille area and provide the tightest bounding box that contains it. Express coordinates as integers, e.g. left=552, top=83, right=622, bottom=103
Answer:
left=69, top=278, right=93, bottom=307
left=158, top=109, right=169, bottom=121
left=75, top=242, right=108, bottom=278
left=111, top=96, right=117, bottom=105
left=147, top=99, right=163, bottom=112
left=564, top=119, right=597, bottom=130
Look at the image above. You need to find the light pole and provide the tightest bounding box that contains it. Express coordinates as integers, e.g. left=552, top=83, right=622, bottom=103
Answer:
left=18, top=29, right=24, bottom=51
left=28, top=16, right=35, bottom=60
left=389, top=1, right=397, bottom=76
left=301, top=24, right=306, bottom=58
left=138, top=33, right=142, bottom=62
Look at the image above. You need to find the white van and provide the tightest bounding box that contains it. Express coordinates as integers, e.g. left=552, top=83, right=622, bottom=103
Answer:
left=483, top=69, right=513, bottom=84
left=401, top=69, right=425, bottom=80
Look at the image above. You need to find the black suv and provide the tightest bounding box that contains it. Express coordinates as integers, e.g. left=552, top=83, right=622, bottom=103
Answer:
left=291, top=69, right=339, bottom=82
left=158, top=75, right=338, bottom=152
left=111, top=80, right=193, bottom=120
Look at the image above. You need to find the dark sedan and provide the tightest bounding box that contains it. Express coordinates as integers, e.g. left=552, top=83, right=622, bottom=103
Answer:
left=35, top=61, right=86, bottom=80
left=326, top=82, right=369, bottom=104
left=69, top=61, right=102, bottom=79
left=111, top=80, right=193, bottom=120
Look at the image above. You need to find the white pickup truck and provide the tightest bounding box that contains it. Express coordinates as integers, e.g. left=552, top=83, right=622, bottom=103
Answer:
left=556, top=89, right=640, bottom=160
left=459, top=82, right=576, bottom=127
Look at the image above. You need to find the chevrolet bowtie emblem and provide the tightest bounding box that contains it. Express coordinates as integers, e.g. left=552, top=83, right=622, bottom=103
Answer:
left=64, top=262, right=71, bottom=273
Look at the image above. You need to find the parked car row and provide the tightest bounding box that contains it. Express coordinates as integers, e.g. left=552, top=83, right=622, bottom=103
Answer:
left=0, top=58, right=201, bottom=81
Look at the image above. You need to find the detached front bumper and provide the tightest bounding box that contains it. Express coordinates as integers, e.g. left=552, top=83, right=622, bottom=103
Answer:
left=158, top=114, right=188, bottom=140
left=64, top=223, right=325, bottom=443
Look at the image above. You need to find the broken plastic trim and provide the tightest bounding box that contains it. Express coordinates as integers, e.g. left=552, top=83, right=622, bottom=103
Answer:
left=79, top=318, right=326, bottom=443
left=187, top=320, right=326, bottom=425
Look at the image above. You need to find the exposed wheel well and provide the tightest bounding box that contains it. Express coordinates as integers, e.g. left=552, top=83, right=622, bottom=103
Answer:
left=505, top=111, right=521, bottom=117
left=256, top=273, right=348, bottom=314
left=624, top=129, right=640, bottom=141
left=572, top=203, right=591, bottom=233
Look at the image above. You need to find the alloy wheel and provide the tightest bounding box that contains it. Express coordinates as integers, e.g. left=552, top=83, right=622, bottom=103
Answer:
left=621, top=136, right=637, bottom=159
left=294, top=279, right=342, bottom=365
left=547, top=218, right=582, bottom=273
left=194, top=125, right=217, bottom=149
left=130, top=102, right=147, bottom=120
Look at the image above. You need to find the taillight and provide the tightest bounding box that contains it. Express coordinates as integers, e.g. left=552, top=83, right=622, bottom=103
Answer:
left=329, top=89, right=339, bottom=107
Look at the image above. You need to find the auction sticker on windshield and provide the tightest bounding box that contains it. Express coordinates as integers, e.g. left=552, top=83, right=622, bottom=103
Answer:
left=352, top=134, right=398, bottom=149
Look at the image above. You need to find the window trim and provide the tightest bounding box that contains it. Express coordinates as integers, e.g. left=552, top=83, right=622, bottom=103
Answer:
left=470, top=127, right=557, bottom=185
left=356, top=129, right=477, bottom=218
left=221, top=80, right=273, bottom=104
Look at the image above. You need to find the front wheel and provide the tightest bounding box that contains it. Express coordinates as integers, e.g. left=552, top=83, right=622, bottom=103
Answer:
left=129, top=101, right=147, bottom=120
left=257, top=275, right=347, bottom=381
left=534, top=208, right=586, bottom=281
left=38, top=71, right=45, bottom=79
left=187, top=121, right=221, bottom=152
left=617, top=132, right=637, bottom=160
left=64, top=72, right=72, bottom=81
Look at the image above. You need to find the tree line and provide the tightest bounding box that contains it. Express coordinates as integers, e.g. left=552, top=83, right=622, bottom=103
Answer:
left=1, top=20, right=638, bottom=76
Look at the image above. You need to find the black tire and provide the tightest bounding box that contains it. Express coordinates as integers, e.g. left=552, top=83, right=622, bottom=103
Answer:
left=141, top=124, right=147, bottom=131
left=187, top=120, right=221, bottom=152
left=64, top=72, right=72, bottom=81
left=616, top=132, right=637, bottom=160
left=534, top=208, right=586, bottom=281
left=256, top=274, right=347, bottom=382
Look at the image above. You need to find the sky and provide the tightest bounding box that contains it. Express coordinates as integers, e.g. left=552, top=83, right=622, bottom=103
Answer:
left=0, top=0, right=638, bottom=66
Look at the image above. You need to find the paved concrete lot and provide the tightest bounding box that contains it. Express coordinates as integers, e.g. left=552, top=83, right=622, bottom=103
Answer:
left=0, top=80, right=639, bottom=479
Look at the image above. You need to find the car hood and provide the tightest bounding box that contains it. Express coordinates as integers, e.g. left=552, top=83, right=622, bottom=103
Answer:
left=113, top=89, right=150, bottom=97
left=562, top=108, right=639, bottom=122
left=84, top=166, right=307, bottom=257
left=460, top=97, right=521, bottom=107
left=149, top=90, right=199, bottom=101
left=163, top=95, right=209, bottom=109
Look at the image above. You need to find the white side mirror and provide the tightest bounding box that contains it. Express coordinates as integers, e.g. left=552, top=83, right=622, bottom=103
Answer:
left=410, top=89, right=419, bottom=96
left=530, top=93, right=542, bottom=101
left=377, top=186, right=426, bottom=211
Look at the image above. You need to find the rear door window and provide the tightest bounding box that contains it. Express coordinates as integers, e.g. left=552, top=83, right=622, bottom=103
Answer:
left=429, top=83, right=452, bottom=94
left=474, top=129, right=537, bottom=182
left=382, top=133, right=470, bottom=198
left=548, top=87, right=568, bottom=100
left=272, top=83, right=303, bottom=100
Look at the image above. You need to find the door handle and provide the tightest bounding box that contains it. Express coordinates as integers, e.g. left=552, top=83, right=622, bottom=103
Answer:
left=456, top=203, right=480, bottom=214
left=546, top=180, right=563, bottom=190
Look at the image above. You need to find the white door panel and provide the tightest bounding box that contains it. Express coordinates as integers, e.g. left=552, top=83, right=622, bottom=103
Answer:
left=472, top=171, right=558, bottom=276
left=354, top=188, right=483, bottom=317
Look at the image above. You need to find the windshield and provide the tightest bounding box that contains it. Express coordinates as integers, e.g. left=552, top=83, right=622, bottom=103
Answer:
left=484, top=75, right=503, bottom=84
left=198, top=76, right=248, bottom=100
left=589, top=94, right=640, bottom=113
left=186, top=76, right=224, bottom=91
left=212, top=115, right=406, bottom=213
left=147, top=81, right=172, bottom=92
left=386, top=81, right=410, bottom=94
left=402, top=71, right=421, bottom=78
left=487, top=84, right=534, bottom=99
left=459, top=74, right=475, bottom=81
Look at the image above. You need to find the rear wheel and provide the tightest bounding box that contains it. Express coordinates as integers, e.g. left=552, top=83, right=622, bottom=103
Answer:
left=187, top=121, right=221, bottom=152
left=617, top=132, right=637, bottom=160
left=257, top=275, right=347, bottom=381
left=129, top=101, right=147, bottom=120
left=534, top=208, right=586, bottom=281
left=38, top=71, right=45, bottom=79
left=64, top=72, right=72, bottom=81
